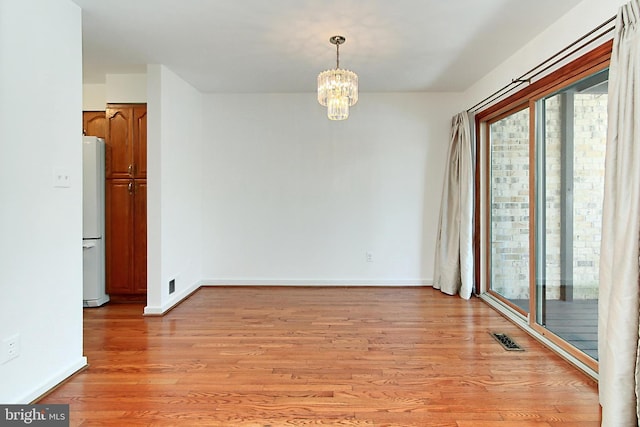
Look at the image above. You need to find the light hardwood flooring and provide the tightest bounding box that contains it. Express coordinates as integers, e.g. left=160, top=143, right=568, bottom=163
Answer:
left=40, top=286, right=600, bottom=426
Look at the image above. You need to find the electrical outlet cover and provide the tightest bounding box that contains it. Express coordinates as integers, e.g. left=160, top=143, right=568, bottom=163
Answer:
left=2, top=334, right=20, bottom=364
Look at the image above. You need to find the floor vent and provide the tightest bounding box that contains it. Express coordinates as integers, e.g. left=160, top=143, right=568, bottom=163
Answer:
left=490, top=332, right=524, bottom=351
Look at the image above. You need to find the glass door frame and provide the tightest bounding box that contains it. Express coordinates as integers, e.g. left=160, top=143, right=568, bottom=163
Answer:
left=475, top=41, right=612, bottom=375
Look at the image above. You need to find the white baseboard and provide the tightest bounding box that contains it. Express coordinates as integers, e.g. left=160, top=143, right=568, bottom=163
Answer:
left=201, top=279, right=433, bottom=287
left=24, top=357, right=87, bottom=404
left=143, top=280, right=201, bottom=316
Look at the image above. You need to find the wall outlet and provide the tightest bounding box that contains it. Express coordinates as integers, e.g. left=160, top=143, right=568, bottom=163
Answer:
left=1, top=334, right=20, bottom=364
left=169, top=278, right=176, bottom=294
left=366, top=252, right=373, bottom=262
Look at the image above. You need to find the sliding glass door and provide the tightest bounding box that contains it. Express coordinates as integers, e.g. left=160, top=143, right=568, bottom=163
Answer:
left=534, top=70, right=608, bottom=360
left=485, top=62, right=608, bottom=368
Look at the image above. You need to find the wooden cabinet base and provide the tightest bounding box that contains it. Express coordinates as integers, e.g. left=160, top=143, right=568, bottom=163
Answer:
left=105, top=179, right=147, bottom=297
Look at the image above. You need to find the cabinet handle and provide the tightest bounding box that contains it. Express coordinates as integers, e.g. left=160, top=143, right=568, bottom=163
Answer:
left=128, top=164, right=133, bottom=175
left=128, top=181, right=133, bottom=194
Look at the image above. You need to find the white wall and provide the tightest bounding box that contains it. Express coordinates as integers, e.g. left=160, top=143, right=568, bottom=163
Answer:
left=0, top=0, right=86, bottom=403
left=201, top=92, right=461, bottom=285
left=105, top=73, right=147, bottom=104
left=145, top=65, right=204, bottom=314
left=83, top=74, right=147, bottom=111
left=83, top=83, right=106, bottom=110
left=463, top=0, right=625, bottom=109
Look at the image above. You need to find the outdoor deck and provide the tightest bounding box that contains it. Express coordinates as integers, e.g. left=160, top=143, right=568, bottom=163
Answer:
left=512, top=299, right=598, bottom=360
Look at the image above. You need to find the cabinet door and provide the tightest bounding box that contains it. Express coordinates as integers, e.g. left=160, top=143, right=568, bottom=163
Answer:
left=133, top=106, right=147, bottom=178
left=106, top=179, right=134, bottom=294
left=83, top=111, right=106, bottom=139
left=106, top=106, right=134, bottom=179
left=133, top=180, right=147, bottom=294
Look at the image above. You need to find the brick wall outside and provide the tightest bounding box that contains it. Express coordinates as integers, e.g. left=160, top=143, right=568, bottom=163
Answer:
left=490, top=94, right=606, bottom=301
left=490, top=108, right=530, bottom=300
left=571, top=93, right=607, bottom=299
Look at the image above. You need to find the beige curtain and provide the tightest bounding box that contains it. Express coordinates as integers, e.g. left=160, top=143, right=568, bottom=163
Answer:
left=598, top=1, right=640, bottom=425
left=433, top=111, right=474, bottom=299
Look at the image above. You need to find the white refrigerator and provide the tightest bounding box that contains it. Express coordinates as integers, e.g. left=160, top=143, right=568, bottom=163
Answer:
left=82, top=136, right=109, bottom=307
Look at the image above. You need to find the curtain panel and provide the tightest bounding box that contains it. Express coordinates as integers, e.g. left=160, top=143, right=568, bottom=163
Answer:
left=433, top=111, right=474, bottom=299
left=598, top=0, right=640, bottom=425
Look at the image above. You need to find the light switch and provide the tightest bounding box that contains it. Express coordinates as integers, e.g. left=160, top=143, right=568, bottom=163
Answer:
left=53, top=168, right=71, bottom=188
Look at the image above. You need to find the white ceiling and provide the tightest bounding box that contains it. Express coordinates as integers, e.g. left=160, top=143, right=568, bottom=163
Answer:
left=72, top=0, right=584, bottom=93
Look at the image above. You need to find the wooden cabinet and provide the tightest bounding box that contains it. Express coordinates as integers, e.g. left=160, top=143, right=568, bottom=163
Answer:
left=106, top=180, right=134, bottom=295
left=83, top=111, right=106, bottom=139
left=106, top=179, right=147, bottom=297
left=105, top=103, right=147, bottom=300
left=105, top=104, right=147, bottom=179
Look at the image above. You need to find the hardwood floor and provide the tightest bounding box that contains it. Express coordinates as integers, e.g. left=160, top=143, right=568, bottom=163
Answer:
left=40, top=287, right=600, bottom=426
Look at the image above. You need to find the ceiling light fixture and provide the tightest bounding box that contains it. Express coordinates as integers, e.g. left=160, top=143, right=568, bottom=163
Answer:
left=317, top=35, right=358, bottom=121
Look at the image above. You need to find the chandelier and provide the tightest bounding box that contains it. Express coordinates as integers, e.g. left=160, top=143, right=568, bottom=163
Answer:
left=317, top=35, right=358, bottom=120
